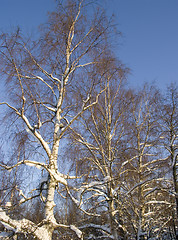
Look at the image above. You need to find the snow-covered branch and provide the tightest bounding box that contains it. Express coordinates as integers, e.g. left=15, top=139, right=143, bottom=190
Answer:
left=0, top=159, right=46, bottom=172
left=0, top=208, right=50, bottom=240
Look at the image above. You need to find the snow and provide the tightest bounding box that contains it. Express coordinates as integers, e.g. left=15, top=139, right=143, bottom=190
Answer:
left=104, top=176, right=111, bottom=182
left=49, top=170, right=67, bottom=185
left=35, top=164, right=42, bottom=169
left=54, top=174, right=67, bottom=185
left=0, top=232, right=13, bottom=238
left=25, top=162, right=41, bottom=169
left=0, top=208, right=51, bottom=240
left=0, top=208, right=8, bottom=220
left=0, top=208, right=15, bottom=234
left=75, top=177, right=114, bottom=205
left=0, top=221, right=14, bottom=231
left=70, top=193, right=80, bottom=206
left=81, top=223, right=111, bottom=233
left=70, top=225, right=83, bottom=239
left=19, top=199, right=25, bottom=204
left=81, top=179, right=107, bottom=191
left=121, top=160, right=129, bottom=167
left=144, top=187, right=158, bottom=197
left=112, top=210, right=119, bottom=216
left=24, top=115, right=51, bottom=157
left=145, top=200, right=171, bottom=205
left=25, top=162, right=35, bottom=167
left=25, top=127, right=40, bottom=144
left=35, top=131, right=51, bottom=156
left=43, top=105, right=57, bottom=112
left=111, top=186, right=119, bottom=197
left=172, top=150, right=178, bottom=167
left=5, top=202, right=11, bottom=208
left=144, top=211, right=154, bottom=217
left=18, top=190, right=23, bottom=196
left=40, top=175, right=48, bottom=183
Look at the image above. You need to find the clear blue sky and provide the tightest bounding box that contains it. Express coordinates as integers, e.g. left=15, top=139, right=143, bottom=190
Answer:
left=0, top=0, right=177, bottom=91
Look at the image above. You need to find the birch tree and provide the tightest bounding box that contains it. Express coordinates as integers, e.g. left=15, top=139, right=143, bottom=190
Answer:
left=120, top=85, right=178, bottom=240
left=120, top=86, right=164, bottom=240
left=158, top=84, right=178, bottom=239
left=0, top=0, right=117, bottom=239
left=68, top=61, right=130, bottom=239
left=67, top=77, right=174, bottom=239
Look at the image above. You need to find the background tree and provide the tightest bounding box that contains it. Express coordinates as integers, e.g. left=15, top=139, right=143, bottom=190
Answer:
left=67, top=58, right=130, bottom=239
left=119, top=86, right=164, bottom=239
left=69, top=83, right=178, bottom=240
left=157, top=84, right=178, bottom=239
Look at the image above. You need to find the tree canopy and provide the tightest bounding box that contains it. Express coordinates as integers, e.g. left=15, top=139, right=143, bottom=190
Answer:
left=0, top=1, right=177, bottom=239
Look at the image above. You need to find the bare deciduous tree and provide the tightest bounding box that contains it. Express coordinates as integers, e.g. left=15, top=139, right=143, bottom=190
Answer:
left=0, top=1, right=118, bottom=239
left=158, top=84, right=178, bottom=239
left=68, top=61, right=130, bottom=239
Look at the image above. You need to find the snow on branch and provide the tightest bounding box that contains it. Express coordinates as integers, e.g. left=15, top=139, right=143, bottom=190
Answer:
left=172, top=149, right=178, bottom=167
left=125, top=178, right=156, bottom=196
left=0, top=160, right=77, bottom=187
left=0, top=102, right=20, bottom=114
left=0, top=207, right=83, bottom=239
left=0, top=207, right=50, bottom=240
left=70, top=225, right=83, bottom=239
left=0, top=231, right=14, bottom=238
left=144, top=187, right=159, bottom=198
left=22, top=114, right=51, bottom=157
left=80, top=223, right=117, bottom=239
left=66, top=176, right=112, bottom=212
left=48, top=169, right=67, bottom=185
left=23, top=45, right=61, bottom=85
left=0, top=100, right=51, bottom=158
left=22, top=74, right=57, bottom=97
left=80, top=223, right=111, bottom=234
left=4, top=160, right=71, bottom=187
left=0, top=159, right=47, bottom=172
left=41, top=104, right=57, bottom=112
left=15, top=186, right=40, bottom=205
left=58, top=87, right=107, bottom=139
left=145, top=200, right=173, bottom=206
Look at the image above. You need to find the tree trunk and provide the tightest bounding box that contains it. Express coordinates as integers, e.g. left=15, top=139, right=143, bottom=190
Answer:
left=108, top=199, right=118, bottom=240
